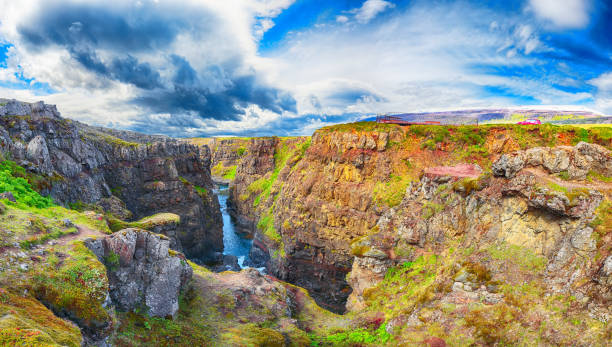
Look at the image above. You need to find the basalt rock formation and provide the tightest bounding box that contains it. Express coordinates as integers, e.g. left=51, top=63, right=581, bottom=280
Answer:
left=86, top=228, right=193, bottom=318
left=209, top=123, right=612, bottom=324
left=0, top=100, right=222, bottom=261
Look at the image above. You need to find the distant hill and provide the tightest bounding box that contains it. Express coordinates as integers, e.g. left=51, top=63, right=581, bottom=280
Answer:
left=360, top=108, right=609, bottom=125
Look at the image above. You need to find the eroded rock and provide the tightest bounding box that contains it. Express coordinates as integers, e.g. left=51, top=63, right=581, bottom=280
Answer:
left=86, top=228, right=193, bottom=317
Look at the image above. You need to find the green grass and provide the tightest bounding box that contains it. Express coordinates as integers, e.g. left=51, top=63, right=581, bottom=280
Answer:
left=318, top=121, right=400, bottom=133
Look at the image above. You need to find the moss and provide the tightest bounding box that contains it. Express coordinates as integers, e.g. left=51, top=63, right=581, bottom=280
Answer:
left=314, top=322, right=392, bottom=346
left=31, top=242, right=110, bottom=331
left=235, top=147, right=246, bottom=156
left=107, top=213, right=180, bottom=232
left=212, top=163, right=238, bottom=181
left=257, top=207, right=283, bottom=256
left=422, top=201, right=444, bottom=219
left=222, top=166, right=237, bottom=180
left=587, top=170, right=612, bottom=183
left=193, top=185, right=208, bottom=198
left=486, top=242, right=546, bottom=273
left=0, top=288, right=82, bottom=347
left=464, top=303, right=519, bottom=345
left=372, top=174, right=412, bottom=208
left=557, top=170, right=570, bottom=180
left=220, top=323, right=285, bottom=346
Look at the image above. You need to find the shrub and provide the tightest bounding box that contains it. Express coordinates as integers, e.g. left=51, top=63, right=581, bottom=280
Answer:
left=0, top=161, right=53, bottom=208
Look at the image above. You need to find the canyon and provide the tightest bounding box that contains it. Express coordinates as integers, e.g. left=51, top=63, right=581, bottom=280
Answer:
left=0, top=100, right=611, bottom=346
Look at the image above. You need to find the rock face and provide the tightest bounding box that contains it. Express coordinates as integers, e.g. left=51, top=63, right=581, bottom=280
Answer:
left=492, top=141, right=612, bottom=179
left=226, top=131, right=402, bottom=312
left=347, top=156, right=608, bottom=317
left=0, top=100, right=223, bottom=261
left=86, top=228, right=193, bottom=318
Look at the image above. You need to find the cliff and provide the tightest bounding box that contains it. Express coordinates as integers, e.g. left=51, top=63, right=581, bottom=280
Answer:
left=0, top=100, right=222, bottom=261
left=208, top=123, right=612, bottom=325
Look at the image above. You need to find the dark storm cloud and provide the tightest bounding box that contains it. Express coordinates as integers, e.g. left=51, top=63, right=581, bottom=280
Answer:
left=17, top=1, right=296, bottom=120
left=127, top=111, right=357, bottom=138
left=133, top=55, right=296, bottom=121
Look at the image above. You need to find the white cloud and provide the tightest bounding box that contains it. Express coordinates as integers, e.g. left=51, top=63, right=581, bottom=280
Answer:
left=265, top=1, right=594, bottom=118
left=529, top=0, right=591, bottom=29
left=590, top=72, right=612, bottom=114
left=336, top=15, right=349, bottom=23
left=354, top=0, right=395, bottom=24
left=0, top=0, right=297, bottom=135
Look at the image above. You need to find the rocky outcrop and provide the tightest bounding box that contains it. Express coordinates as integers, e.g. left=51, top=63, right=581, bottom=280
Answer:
left=86, top=228, right=193, bottom=318
left=0, top=98, right=61, bottom=119
left=227, top=130, right=402, bottom=312
left=0, top=100, right=223, bottom=262
left=492, top=141, right=612, bottom=179
left=347, top=158, right=608, bottom=317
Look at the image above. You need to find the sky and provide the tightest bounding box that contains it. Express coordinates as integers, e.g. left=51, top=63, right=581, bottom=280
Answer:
left=0, top=0, right=610, bottom=137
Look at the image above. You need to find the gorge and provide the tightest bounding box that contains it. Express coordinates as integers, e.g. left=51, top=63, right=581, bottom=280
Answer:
left=0, top=100, right=611, bottom=346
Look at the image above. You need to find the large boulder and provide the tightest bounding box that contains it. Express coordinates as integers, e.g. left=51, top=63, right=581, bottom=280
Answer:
left=86, top=228, right=193, bottom=318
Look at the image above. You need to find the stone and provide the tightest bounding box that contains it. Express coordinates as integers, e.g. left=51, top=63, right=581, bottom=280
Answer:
left=0, top=191, right=15, bottom=202
left=26, top=135, right=53, bottom=174
left=87, top=228, right=193, bottom=318
left=452, top=282, right=464, bottom=291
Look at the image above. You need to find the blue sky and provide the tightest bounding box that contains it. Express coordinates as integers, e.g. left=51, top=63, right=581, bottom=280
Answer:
left=0, top=0, right=610, bottom=137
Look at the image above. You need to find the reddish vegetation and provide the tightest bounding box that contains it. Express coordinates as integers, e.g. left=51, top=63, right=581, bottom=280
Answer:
left=424, top=164, right=482, bottom=178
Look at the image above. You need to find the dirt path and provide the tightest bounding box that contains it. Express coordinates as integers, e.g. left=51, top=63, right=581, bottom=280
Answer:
left=55, top=225, right=108, bottom=246
left=524, top=167, right=612, bottom=192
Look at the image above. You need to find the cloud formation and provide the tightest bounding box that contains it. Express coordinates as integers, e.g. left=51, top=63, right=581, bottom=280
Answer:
left=354, top=0, right=395, bottom=24
left=0, top=0, right=609, bottom=137
left=529, top=0, right=591, bottom=29
left=2, top=0, right=296, bottom=124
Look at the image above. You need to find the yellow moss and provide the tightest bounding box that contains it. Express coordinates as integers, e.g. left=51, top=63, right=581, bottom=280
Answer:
left=0, top=288, right=82, bottom=347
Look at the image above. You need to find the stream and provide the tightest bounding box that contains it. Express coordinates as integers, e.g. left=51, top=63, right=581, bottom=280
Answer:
left=215, top=183, right=253, bottom=268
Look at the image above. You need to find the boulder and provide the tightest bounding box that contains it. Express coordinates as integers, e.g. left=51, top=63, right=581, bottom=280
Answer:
left=86, top=228, right=193, bottom=317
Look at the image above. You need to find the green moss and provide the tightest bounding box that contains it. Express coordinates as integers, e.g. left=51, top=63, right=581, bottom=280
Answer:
left=235, top=147, right=246, bottom=156
left=257, top=207, right=283, bottom=256
left=372, top=174, right=412, bottom=208
left=557, top=170, right=570, bottom=180
left=194, top=185, right=207, bottom=197
left=107, top=213, right=180, bottom=232
left=587, top=170, right=612, bottom=183
left=222, top=166, right=237, bottom=180
left=105, top=251, right=120, bottom=271
left=486, top=242, right=546, bottom=273
left=422, top=201, right=444, bottom=219
left=212, top=163, right=238, bottom=181
left=220, top=323, right=285, bottom=346
left=314, top=322, right=392, bottom=346
left=31, top=242, right=110, bottom=330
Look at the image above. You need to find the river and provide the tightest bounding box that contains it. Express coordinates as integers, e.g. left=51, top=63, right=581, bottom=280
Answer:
left=215, top=183, right=252, bottom=268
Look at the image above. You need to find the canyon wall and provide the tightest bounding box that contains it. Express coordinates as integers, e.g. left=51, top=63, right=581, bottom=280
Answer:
left=208, top=123, right=612, bottom=318
left=0, top=100, right=222, bottom=261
